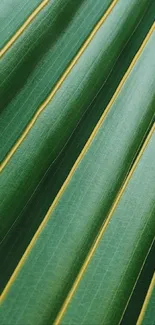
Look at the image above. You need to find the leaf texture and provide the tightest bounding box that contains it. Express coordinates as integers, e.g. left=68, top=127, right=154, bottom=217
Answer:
left=120, top=240, right=155, bottom=325
left=0, top=0, right=115, bottom=156
left=1, top=0, right=155, bottom=292
left=0, top=29, right=155, bottom=324
left=137, top=273, right=155, bottom=325
left=0, top=0, right=153, bottom=243
left=0, top=1, right=155, bottom=324
left=0, top=0, right=45, bottom=49
left=55, top=125, right=155, bottom=325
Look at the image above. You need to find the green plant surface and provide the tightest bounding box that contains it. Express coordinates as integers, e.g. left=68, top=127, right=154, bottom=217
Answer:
left=0, top=1, right=155, bottom=324
left=0, top=0, right=152, bottom=243
left=137, top=273, right=155, bottom=325
left=0, top=0, right=114, bottom=155
left=55, top=125, right=155, bottom=325
left=0, top=0, right=45, bottom=48
left=0, top=28, right=154, bottom=324
left=0, top=2, right=155, bottom=292
left=121, top=240, right=155, bottom=325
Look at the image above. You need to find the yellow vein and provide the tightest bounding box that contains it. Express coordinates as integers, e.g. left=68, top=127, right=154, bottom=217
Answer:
left=0, top=0, right=118, bottom=172
left=137, top=272, right=155, bottom=325
left=0, top=0, right=49, bottom=57
left=0, top=23, right=154, bottom=303
left=54, top=123, right=155, bottom=325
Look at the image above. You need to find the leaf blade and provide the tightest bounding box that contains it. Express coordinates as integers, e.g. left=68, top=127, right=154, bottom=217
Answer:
left=0, top=0, right=46, bottom=49
left=56, top=126, right=155, bottom=325
left=1, top=0, right=155, bottom=292
left=0, top=28, right=155, bottom=325
left=0, top=0, right=153, bottom=243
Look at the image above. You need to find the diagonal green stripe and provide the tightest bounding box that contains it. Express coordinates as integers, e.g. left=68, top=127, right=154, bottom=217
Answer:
left=0, top=30, right=155, bottom=325
left=58, top=129, right=155, bottom=325
left=1, top=0, right=154, bottom=294
left=0, top=0, right=45, bottom=49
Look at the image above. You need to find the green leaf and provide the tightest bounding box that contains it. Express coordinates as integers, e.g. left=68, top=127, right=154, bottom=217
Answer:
left=1, top=0, right=155, bottom=292
left=120, top=240, right=155, bottom=325
left=0, top=0, right=152, bottom=243
left=0, top=1, right=155, bottom=324
left=55, top=126, right=155, bottom=325
left=0, top=28, right=154, bottom=324
left=0, top=0, right=44, bottom=48
left=137, top=273, right=155, bottom=325
left=0, top=0, right=114, bottom=154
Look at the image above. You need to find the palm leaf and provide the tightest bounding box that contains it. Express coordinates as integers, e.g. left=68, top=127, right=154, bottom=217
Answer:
left=1, top=126, right=155, bottom=324
left=1, top=27, right=155, bottom=324
left=1, top=0, right=155, bottom=293
left=0, top=0, right=155, bottom=324
left=0, top=0, right=115, bottom=159
left=0, top=0, right=153, bottom=242
left=55, top=126, right=155, bottom=325
left=0, top=0, right=45, bottom=49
